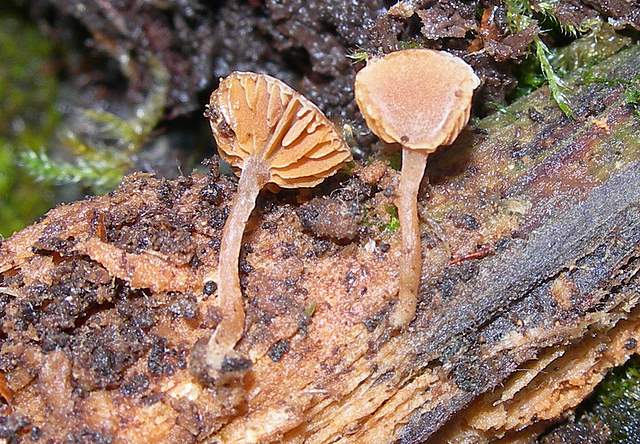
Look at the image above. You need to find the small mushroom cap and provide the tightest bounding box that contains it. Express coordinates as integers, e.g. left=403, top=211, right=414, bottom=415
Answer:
left=355, top=49, right=480, bottom=152
left=208, top=72, right=352, bottom=188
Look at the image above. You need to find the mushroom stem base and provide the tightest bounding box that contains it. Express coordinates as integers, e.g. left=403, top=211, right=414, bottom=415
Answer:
left=391, top=149, right=429, bottom=330
left=203, top=156, right=269, bottom=381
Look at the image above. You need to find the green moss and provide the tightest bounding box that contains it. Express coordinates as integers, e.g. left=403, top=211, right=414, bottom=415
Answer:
left=487, top=100, right=519, bottom=119
left=384, top=204, right=400, bottom=233
left=535, top=38, right=574, bottom=117
left=20, top=57, right=168, bottom=194
left=551, top=24, right=632, bottom=77
left=624, top=86, right=640, bottom=118
left=596, top=359, right=640, bottom=408
left=303, top=301, right=317, bottom=318
left=346, top=49, right=369, bottom=64
left=534, top=0, right=599, bottom=37
left=383, top=151, right=402, bottom=171
left=580, top=69, right=640, bottom=120
left=504, top=1, right=631, bottom=118
left=398, top=40, right=423, bottom=50
left=0, top=15, right=59, bottom=237
left=513, top=55, right=547, bottom=99
left=576, top=356, right=640, bottom=443
left=504, top=0, right=574, bottom=116
left=0, top=142, right=53, bottom=237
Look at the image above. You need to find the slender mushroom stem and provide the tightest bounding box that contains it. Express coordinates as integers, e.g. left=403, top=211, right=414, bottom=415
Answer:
left=390, top=148, right=429, bottom=330
left=204, top=155, right=269, bottom=372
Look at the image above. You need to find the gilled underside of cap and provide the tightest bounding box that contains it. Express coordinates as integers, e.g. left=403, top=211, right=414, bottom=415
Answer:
left=208, top=72, right=351, bottom=188
left=355, top=49, right=480, bottom=152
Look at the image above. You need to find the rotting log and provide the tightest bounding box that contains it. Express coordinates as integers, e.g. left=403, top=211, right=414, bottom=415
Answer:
left=1, top=46, right=640, bottom=443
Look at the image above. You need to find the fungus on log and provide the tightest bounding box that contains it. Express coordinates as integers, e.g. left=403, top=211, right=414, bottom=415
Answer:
left=355, top=49, right=479, bottom=329
left=1, top=45, right=639, bottom=444
left=203, top=72, right=352, bottom=382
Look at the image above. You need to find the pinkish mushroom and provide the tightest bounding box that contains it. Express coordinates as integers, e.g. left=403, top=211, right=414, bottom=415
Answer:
left=203, top=72, right=352, bottom=381
left=355, top=49, right=479, bottom=329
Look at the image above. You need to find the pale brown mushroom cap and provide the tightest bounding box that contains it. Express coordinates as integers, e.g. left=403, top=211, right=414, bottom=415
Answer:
left=355, top=49, right=480, bottom=152
left=208, top=72, right=352, bottom=188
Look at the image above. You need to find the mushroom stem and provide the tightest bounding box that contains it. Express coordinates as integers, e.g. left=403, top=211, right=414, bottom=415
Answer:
left=204, top=155, right=269, bottom=370
left=390, top=148, right=429, bottom=330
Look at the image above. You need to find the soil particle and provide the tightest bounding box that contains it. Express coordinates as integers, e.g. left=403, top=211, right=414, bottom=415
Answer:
left=624, top=337, right=637, bottom=350
left=417, top=1, right=477, bottom=40
left=120, top=373, right=150, bottom=397
left=356, top=161, right=388, bottom=186
left=267, top=339, right=290, bottom=362
left=450, top=213, right=481, bottom=231
left=221, top=356, right=252, bottom=374
left=529, top=107, right=545, bottom=123
left=105, top=211, right=196, bottom=264
left=203, top=281, right=218, bottom=296
left=362, top=305, right=390, bottom=332
left=71, top=322, right=150, bottom=390
left=200, top=183, right=224, bottom=206
left=309, top=238, right=332, bottom=258
left=147, top=336, right=183, bottom=377
left=168, top=293, right=199, bottom=320
left=297, top=198, right=363, bottom=242
left=30, top=426, right=42, bottom=441
left=0, top=414, right=30, bottom=444
left=65, top=428, right=113, bottom=444
left=296, top=177, right=372, bottom=242
left=344, top=270, right=357, bottom=293
left=208, top=207, right=230, bottom=230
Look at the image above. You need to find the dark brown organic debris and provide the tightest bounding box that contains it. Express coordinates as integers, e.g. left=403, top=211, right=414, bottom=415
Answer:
left=417, top=1, right=477, bottom=40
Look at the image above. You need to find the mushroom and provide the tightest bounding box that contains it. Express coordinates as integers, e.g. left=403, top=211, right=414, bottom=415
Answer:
left=354, top=49, right=479, bottom=330
left=203, top=72, right=352, bottom=381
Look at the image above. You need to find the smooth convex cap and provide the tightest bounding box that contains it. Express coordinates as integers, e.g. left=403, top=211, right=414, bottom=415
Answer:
left=355, top=49, right=480, bottom=152
left=208, top=72, right=352, bottom=188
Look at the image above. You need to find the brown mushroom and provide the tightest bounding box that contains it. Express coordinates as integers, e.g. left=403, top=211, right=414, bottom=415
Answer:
left=203, top=72, right=352, bottom=381
left=355, top=49, right=479, bottom=329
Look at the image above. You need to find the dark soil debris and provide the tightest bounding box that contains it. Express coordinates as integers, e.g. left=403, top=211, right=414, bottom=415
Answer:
left=267, top=339, right=290, bottom=362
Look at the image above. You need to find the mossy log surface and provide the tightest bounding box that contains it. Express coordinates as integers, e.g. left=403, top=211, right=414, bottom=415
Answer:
left=1, top=47, right=640, bottom=443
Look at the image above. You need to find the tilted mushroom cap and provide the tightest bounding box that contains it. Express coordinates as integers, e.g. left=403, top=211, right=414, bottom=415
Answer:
left=355, top=49, right=480, bottom=152
left=208, top=72, right=352, bottom=188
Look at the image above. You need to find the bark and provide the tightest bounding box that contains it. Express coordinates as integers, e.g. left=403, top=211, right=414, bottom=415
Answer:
left=1, top=46, right=640, bottom=443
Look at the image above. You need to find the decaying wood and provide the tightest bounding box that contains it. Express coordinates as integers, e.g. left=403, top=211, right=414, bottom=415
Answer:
left=0, top=46, right=639, bottom=443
